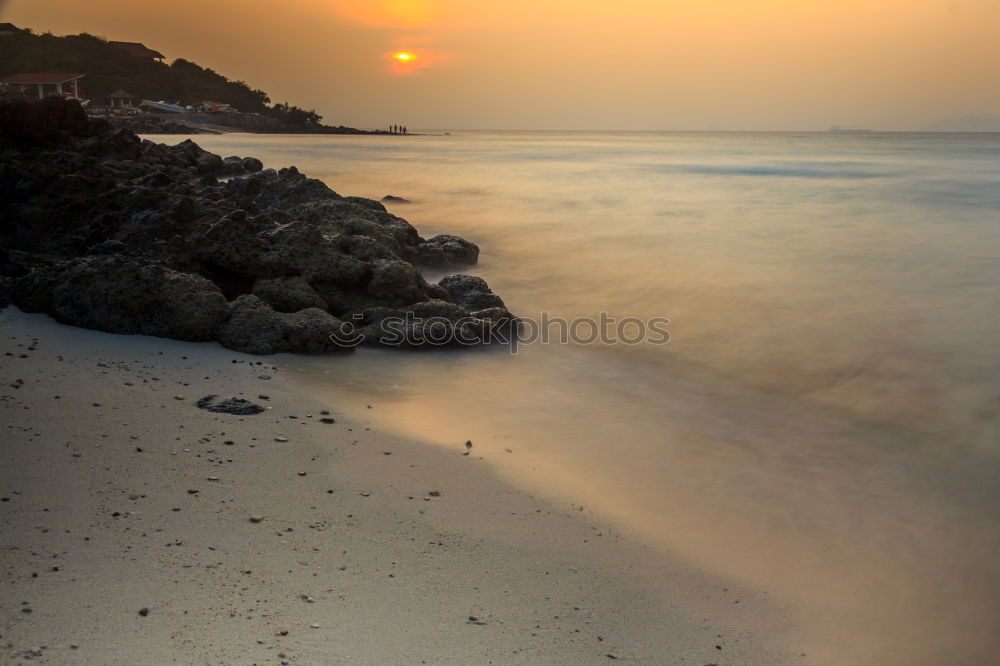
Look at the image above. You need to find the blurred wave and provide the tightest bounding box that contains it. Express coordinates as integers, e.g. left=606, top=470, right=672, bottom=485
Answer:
left=174, top=130, right=1000, bottom=664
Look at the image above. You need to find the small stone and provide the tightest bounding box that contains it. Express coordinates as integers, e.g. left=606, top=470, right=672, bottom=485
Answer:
left=275, top=436, right=289, bottom=443
left=310, top=623, right=320, bottom=628
left=187, top=489, right=199, bottom=494
left=360, top=492, right=370, bottom=497
left=319, top=418, right=335, bottom=424
left=428, top=490, right=441, bottom=497
left=174, top=396, right=185, bottom=401
left=196, top=395, right=265, bottom=415
left=138, top=608, right=149, bottom=617
left=277, top=628, right=288, bottom=636
left=297, top=472, right=307, bottom=476
left=249, top=515, right=266, bottom=523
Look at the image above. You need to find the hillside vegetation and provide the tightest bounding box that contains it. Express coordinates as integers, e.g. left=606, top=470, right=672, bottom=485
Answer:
left=0, top=29, right=323, bottom=127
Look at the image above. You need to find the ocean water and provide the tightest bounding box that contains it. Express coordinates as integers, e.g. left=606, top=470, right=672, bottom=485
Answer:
left=175, top=130, right=1000, bottom=664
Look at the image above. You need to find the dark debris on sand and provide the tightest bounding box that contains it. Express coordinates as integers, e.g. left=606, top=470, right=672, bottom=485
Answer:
left=195, top=395, right=266, bottom=415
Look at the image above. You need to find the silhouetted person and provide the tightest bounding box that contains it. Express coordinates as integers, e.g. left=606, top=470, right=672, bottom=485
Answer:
left=403, top=125, right=407, bottom=135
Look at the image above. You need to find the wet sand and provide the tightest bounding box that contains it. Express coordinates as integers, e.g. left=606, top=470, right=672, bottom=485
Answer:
left=0, top=308, right=795, bottom=664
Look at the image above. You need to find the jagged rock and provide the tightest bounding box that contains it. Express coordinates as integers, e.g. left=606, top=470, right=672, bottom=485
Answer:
left=241, top=156, right=264, bottom=173
left=0, top=99, right=511, bottom=354
left=345, top=196, right=387, bottom=212
left=381, top=195, right=411, bottom=204
left=417, top=235, right=479, bottom=267
left=367, top=259, right=428, bottom=306
left=192, top=209, right=274, bottom=279
left=10, top=255, right=228, bottom=341
left=0, top=276, right=12, bottom=310
left=196, top=152, right=224, bottom=174
left=216, top=294, right=344, bottom=354
left=438, top=274, right=505, bottom=310
left=408, top=299, right=473, bottom=321
left=253, top=276, right=328, bottom=313
left=195, top=395, right=266, bottom=415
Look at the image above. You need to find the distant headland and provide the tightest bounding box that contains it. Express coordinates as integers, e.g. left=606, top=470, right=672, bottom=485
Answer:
left=0, top=25, right=390, bottom=135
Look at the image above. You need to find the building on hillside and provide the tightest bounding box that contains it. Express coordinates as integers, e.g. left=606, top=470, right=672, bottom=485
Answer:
left=108, top=89, right=136, bottom=107
left=109, top=41, right=165, bottom=61
left=0, top=23, right=23, bottom=36
left=0, top=73, right=85, bottom=100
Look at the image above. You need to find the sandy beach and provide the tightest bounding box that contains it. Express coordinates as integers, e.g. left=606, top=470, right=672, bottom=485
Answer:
left=0, top=308, right=796, bottom=664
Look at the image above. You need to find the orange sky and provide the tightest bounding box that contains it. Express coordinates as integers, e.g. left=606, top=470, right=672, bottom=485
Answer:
left=3, top=0, right=999, bottom=130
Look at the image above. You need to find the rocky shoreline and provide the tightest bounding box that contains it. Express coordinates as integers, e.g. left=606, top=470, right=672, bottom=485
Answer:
left=0, top=98, right=513, bottom=354
left=105, top=113, right=379, bottom=136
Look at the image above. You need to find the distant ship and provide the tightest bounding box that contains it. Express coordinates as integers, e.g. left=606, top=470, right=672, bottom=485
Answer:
left=828, top=125, right=873, bottom=133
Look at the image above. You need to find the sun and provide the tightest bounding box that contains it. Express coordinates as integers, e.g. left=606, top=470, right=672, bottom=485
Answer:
left=394, top=52, right=416, bottom=63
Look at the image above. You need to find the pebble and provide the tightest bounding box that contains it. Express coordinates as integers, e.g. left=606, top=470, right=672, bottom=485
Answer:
left=249, top=515, right=266, bottom=523
left=310, top=623, right=320, bottom=628
left=275, top=436, right=288, bottom=442
left=138, top=608, right=149, bottom=617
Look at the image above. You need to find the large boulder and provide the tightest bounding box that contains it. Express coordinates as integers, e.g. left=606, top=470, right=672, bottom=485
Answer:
left=10, top=255, right=228, bottom=340
left=191, top=210, right=274, bottom=283
left=252, top=276, right=328, bottom=313
left=0, top=100, right=513, bottom=355
left=438, top=274, right=505, bottom=310
left=240, top=156, right=263, bottom=173
left=262, top=222, right=367, bottom=285
left=216, top=294, right=344, bottom=354
left=367, top=259, right=427, bottom=306
left=417, top=235, right=479, bottom=267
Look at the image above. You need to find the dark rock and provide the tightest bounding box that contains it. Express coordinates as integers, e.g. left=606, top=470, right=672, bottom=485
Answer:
left=367, top=259, right=428, bottom=306
left=196, top=395, right=266, bottom=415
left=417, top=235, right=479, bottom=267
left=345, top=196, right=387, bottom=212
left=241, top=156, right=264, bottom=173
left=216, top=295, right=344, bottom=354
left=10, top=255, right=228, bottom=340
left=381, top=195, right=411, bottom=204
left=0, top=99, right=511, bottom=353
left=438, top=274, right=505, bottom=310
left=252, top=276, right=328, bottom=313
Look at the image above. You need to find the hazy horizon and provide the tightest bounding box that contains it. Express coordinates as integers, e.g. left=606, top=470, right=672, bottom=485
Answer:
left=3, top=0, right=999, bottom=131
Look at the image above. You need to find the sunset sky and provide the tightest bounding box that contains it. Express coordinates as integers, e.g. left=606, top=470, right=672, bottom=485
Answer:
left=3, top=0, right=999, bottom=130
